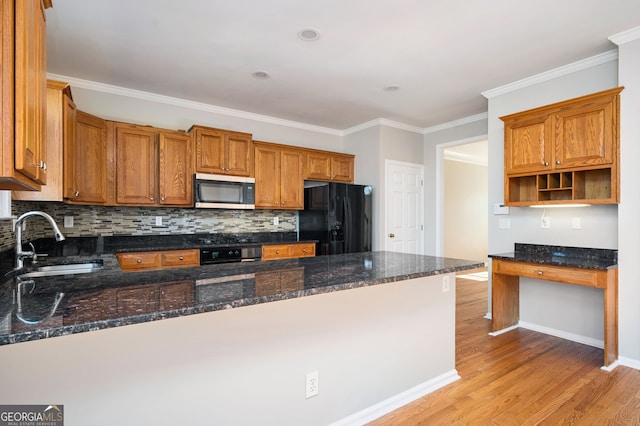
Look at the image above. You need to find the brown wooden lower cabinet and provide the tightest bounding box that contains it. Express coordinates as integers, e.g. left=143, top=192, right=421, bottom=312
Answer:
left=116, top=249, right=200, bottom=272
left=491, top=258, right=618, bottom=367
left=261, top=242, right=315, bottom=261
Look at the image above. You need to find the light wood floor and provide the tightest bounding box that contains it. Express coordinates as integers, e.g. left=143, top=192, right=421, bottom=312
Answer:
left=369, top=272, right=640, bottom=425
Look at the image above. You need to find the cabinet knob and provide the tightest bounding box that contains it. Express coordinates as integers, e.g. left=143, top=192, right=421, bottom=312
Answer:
left=137, top=259, right=142, bottom=264
left=276, top=250, right=280, bottom=254
left=74, top=191, right=79, bottom=197
left=302, top=248, right=307, bottom=253
left=389, top=233, right=395, bottom=238
left=150, top=197, right=154, bottom=201
left=537, top=271, right=543, bottom=275
left=39, top=161, right=46, bottom=170
left=179, top=256, right=183, bottom=261
left=161, top=197, right=165, bottom=201
left=281, top=201, right=285, bottom=205
left=556, top=160, right=561, bottom=165
left=544, top=162, right=549, bottom=167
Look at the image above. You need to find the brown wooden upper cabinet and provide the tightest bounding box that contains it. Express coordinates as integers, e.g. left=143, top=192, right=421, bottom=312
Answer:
left=304, top=149, right=354, bottom=183
left=65, top=111, right=109, bottom=204
left=112, top=122, right=193, bottom=207
left=190, top=125, right=253, bottom=177
left=501, top=87, right=623, bottom=206
left=0, top=0, right=52, bottom=190
left=14, top=80, right=74, bottom=202
left=254, top=141, right=304, bottom=210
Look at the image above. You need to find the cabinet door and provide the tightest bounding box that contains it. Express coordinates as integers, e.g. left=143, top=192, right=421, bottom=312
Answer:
left=226, top=132, right=253, bottom=176
left=280, top=148, right=304, bottom=209
left=159, top=131, right=192, bottom=206
left=304, top=151, right=332, bottom=180
left=504, top=113, right=552, bottom=175
left=195, top=127, right=225, bottom=174
left=13, top=80, right=70, bottom=201
left=254, top=144, right=280, bottom=208
left=115, top=125, right=157, bottom=205
left=14, top=0, right=47, bottom=183
left=66, top=111, right=108, bottom=203
left=554, top=96, right=616, bottom=169
left=116, top=285, right=159, bottom=317
left=331, top=154, right=354, bottom=182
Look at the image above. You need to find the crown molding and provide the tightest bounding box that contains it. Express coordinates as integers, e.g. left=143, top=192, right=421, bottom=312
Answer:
left=443, top=150, right=487, bottom=167
left=609, top=26, right=640, bottom=45
left=343, top=118, right=424, bottom=136
left=422, top=112, right=487, bottom=135
left=47, top=73, right=344, bottom=136
left=481, top=50, right=618, bottom=99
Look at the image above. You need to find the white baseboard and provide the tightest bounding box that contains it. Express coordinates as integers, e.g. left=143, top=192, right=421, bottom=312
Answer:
left=518, top=321, right=604, bottom=349
left=618, top=356, right=640, bottom=371
left=329, top=369, right=460, bottom=426
left=488, top=324, right=518, bottom=336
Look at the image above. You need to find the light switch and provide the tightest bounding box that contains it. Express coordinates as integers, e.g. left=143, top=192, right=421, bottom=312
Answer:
left=498, top=218, right=511, bottom=229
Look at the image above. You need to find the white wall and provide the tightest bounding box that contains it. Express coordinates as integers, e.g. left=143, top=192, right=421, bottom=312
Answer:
left=614, top=33, right=640, bottom=366
left=444, top=159, right=487, bottom=261
left=485, top=59, right=620, bottom=346
left=424, top=119, right=488, bottom=256
left=0, top=275, right=456, bottom=426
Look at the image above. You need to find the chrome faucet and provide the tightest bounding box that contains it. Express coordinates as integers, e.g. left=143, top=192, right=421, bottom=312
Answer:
left=14, top=211, right=66, bottom=270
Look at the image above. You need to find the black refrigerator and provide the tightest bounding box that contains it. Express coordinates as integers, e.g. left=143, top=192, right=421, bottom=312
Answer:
left=298, top=182, right=372, bottom=255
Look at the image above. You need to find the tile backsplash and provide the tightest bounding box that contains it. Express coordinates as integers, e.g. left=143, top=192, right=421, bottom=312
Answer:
left=0, top=201, right=296, bottom=251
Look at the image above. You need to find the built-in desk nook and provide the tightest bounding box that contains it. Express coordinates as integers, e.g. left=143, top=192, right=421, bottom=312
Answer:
left=489, top=244, right=618, bottom=367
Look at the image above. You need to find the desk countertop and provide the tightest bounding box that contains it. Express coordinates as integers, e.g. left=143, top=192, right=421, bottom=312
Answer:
left=489, top=243, right=617, bottom=270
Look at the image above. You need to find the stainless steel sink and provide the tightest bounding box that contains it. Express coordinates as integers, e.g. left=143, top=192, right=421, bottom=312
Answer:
left=18, top=261, right=103, bottom=278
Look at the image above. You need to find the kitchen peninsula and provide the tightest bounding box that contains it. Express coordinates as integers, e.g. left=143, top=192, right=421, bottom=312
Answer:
left=0, top=249, right=482, bottom=425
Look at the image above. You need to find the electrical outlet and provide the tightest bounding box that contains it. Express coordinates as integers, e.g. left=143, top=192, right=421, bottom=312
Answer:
left=442, top=275, right=450, bottom=292
left=572, top=217, right=581, bottom=230
left=64, top=216, right=74, bottom=228
left=541, top=216, right=551, bottom=228
left=273, top=216, right=279, bottom=226
left=306, top=371, right=319, bottom=398
left=155, top=216, right=162, bottom=226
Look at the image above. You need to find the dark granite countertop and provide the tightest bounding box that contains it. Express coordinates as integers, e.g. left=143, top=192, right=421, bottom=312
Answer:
left=489, top=243, right=617, bottom=270
left=0, top=251, right=483, bottom=346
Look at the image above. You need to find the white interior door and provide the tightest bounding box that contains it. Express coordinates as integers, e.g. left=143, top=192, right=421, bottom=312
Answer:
left=385, top=160, right=424, bottom=254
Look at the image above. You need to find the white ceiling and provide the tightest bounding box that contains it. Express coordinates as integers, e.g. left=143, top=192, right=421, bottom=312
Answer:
left=45, top=0, right=640, bottom=131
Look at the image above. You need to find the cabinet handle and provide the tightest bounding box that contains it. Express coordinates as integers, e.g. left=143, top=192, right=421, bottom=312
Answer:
left=544, top=162, right=549, bottom=167
left=556, top=160, right=561, bottom=165
left=150, top=197, right=154, bottom=201
left=137, top=259, right=142, bottom=264
left=74, top=191, right=79, bottom=197
left=161, top=197, right=165, bottom=201
left=179, top=256, right=183, bottom=261
left=537, top=271, right=543, bottom=275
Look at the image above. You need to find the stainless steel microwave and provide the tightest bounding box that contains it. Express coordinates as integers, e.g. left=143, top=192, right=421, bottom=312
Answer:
left=194, top=173, right=255, bottom=209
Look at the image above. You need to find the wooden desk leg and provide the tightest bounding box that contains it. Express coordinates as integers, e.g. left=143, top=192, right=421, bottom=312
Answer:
left=491, top=272, right=519, bottom=332
left=603, top=268, right=618, bottom=367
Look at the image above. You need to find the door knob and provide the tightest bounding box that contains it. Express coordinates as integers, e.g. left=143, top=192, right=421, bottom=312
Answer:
left=389, top=233, right=395, bottom=238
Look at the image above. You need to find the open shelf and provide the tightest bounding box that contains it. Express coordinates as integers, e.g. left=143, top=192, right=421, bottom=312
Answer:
left=505, top=168, right=616, bottom=206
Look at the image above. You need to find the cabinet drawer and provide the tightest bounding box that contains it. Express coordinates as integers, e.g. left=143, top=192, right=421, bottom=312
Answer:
left=117, top=249, right=200, bottom=271
left=262, top=243, right=316, bottom=261
left=493, top=260, right=606, bottom=288
left=117, top=252, right=161, bottom=271
left=261, top=244, right=290, bottom=260
left=161, top=249, right=199, bottom=267
left=290, top=243, right=315, bottom=258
